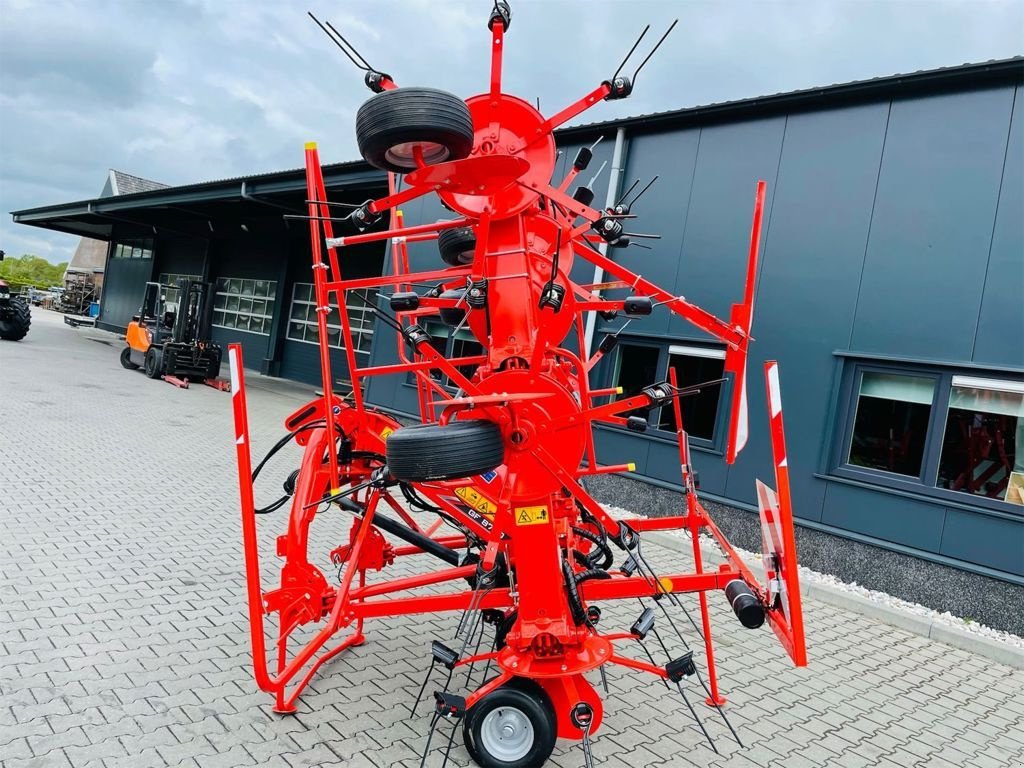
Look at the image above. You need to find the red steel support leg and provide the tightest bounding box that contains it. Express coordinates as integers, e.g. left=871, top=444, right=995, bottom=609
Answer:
left=668, top=366, right=727, bottom=706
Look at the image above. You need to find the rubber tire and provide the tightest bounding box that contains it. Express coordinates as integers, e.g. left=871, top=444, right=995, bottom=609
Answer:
left=464, top=681, right=557, bottom=768
left=0, top=298, right=31, bottom=341
left=144, top=347, right=164, bottom=379
left=120, top=347, right=139, bottom=370
left=438, top=288, right=467, bottom=326
left=386, top=420, right=503, bottom=482
left=438, top=226, right=477, bottom=266
left=355, top=87, right=474, bottom=173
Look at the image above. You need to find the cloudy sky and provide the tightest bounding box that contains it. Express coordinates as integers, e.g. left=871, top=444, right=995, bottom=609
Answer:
left=1, top=0, right=1021, bottom=264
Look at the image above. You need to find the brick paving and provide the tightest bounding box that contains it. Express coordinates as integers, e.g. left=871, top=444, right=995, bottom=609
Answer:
left=2, top=309, right=1023, bottom=768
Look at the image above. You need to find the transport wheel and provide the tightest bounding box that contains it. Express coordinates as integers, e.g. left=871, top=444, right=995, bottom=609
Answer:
left=120, top=347, right=139, bottom=370
left=438, top=287, right=467, bottom=326
left=464, top=680, right=557, bottom=768
left=386, top=420, right=503, bottom=482
left=0, top=298, right=31, bottom=341
left=144, top=347, right=164, bottom=379
left=438, top=226, right=477, bottom=266
left=355, top=87, right=474, bottom=173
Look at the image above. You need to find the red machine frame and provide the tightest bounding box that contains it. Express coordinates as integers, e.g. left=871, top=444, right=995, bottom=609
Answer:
left=229, top=5, right=807, bottom=765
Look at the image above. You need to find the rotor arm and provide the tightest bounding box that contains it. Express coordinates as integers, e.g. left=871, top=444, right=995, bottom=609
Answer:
left=571, top=240, right=746, bottom=349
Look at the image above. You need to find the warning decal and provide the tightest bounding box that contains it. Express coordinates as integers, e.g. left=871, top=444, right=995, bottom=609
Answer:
left=379, top=427, right=395, bottom=440
left=515, top=505, right=550, bottom=526
left=454, top=486, right=497, bottom=518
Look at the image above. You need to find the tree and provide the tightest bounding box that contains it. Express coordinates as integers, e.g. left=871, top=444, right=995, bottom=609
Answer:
left=0, top=254, right=69, bottom=290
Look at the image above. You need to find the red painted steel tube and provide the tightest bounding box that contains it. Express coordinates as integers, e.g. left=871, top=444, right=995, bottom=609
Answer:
left=329, top=217, right=471, bottom=248
left=303, top=146, right=342, bottom=491
left=572, top=240, right=745, bottom=348
left=351, top=564, right=477, bottom=599
left=324, top=266, right=471, bottom=293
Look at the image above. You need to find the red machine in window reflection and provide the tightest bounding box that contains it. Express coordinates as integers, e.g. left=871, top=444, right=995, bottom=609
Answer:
left=227, top=4, right=807, bottom=766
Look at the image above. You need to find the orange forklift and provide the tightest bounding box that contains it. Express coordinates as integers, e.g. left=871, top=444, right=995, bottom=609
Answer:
left=120, top=278, right=222, bottom=384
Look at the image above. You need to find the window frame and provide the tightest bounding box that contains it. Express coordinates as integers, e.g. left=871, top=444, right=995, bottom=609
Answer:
left=212, top=276, right=277, bottom=337
left=598, top=335, right=731, bottom=455
left=830, top=359, right=1023, bottom=515
left=656, top=343, right=728, bottom=448
left=112, top=239, right=154, bottom=260
left=286, top=281, right=374, bottom=354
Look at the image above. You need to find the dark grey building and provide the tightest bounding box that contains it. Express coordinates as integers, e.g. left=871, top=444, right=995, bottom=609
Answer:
left=13, top=59, right=1024, bottom=629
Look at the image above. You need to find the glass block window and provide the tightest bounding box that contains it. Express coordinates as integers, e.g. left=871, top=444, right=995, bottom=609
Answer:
left=937, top=376, right=1023, bottom=503
left=847, top=371, right=935, bottom=477
left=658, top=345, right=726, bottom=441
left=286, top=283, right=375, bottom=355
left=212, top=277, right=276, bottom=336
left=158, top=273, right=200, bottom=312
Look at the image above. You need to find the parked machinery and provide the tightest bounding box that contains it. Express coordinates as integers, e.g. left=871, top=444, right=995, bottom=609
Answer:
left=120, top=278, right=222, bottom=383
left=0, top=251, right=31, bottom=341
left=229, top=4, right=807, bottom=767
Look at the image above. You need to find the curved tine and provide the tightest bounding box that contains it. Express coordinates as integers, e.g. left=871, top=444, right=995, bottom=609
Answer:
left=612, top=24, right=650, bottom=81
left=624, top=175, right=659, bottom=208
left=324, top=19, right=377, bottom=72
left=632, top=19, right=679, bottom=82
left=615, top=178, right=640, bottom=208
left=305, top=199, right=359, bottom=209
left=307, top=12, right=369, bottom=72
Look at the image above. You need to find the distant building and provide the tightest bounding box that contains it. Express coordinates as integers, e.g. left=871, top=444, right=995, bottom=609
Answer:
left=64, top=170, right=168, bottom=292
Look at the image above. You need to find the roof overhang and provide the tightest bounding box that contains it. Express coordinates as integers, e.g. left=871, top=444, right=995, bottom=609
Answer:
left=12, top=161, right=388, bottom=240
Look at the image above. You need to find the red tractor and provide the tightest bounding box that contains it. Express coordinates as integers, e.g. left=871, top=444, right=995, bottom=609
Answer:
left=229, top=4, right=806, bottom=766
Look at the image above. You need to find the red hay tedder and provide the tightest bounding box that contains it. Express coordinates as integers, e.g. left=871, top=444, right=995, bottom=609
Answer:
left=229, top=3, right=807, bottom=765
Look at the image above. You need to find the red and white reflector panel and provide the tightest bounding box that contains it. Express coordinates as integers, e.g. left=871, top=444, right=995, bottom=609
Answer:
left=755, top=360, right=807, bottom=666
left=724, top=180, right=766, bottom=464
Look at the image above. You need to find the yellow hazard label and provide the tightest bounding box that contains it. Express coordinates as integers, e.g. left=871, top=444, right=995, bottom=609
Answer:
left=454, top=486, right=497, bottom=518
left=380, top=427, right=395, bottom=440
left=515, top=505, right=550, bottom=526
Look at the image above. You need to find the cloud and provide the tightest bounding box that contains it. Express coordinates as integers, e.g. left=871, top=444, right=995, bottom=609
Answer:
left=1, top=0, right=1021, bottom=263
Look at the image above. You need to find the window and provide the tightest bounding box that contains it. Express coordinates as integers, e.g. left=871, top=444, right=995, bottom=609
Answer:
left=937, top=376, right=1023, bottom=504
left=847, top=371, right=935, bottom=477
left=286, top=283, right=374, bottom=354
left=158, top=273, right=200, bottom=312
left=611, top=343, right=660, bottom=419
left=112, top=240, right=153, bottom=259
left=213, top=277, right=276, bottom=336
left=658, top=345, right=726, bottom=441
left=833, top=360, right=1024, bottom=512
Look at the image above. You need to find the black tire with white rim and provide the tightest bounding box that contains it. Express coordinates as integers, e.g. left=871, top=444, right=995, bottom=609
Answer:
left=463, top=680, right=557, bottom=768
left=355, top=87, right=474, bottom=174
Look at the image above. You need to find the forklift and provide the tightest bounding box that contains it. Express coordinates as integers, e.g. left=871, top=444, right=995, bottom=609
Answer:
left=120, top=278, right=223, bottom=384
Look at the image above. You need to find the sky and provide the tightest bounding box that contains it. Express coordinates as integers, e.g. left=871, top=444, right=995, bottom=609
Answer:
left=0, top=0, right=1021, bottom=264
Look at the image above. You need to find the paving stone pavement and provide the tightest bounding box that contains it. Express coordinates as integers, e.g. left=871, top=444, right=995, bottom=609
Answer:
left=2, top=309, right=1023, bottom=768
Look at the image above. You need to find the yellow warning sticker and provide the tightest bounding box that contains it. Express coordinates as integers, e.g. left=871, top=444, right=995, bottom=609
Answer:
left=379, top=427, right=395, bottom=440
left=515, top=505, right=550, bottom=526
left=454, top=486, right=497, bottom=518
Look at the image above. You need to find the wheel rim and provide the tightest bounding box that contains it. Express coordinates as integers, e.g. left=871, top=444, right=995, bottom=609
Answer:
left=479, top=706, right=534, bottom=762
left=385, top=141, right=449, bottom=168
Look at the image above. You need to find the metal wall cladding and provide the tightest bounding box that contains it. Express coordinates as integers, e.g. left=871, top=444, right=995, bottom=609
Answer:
left=361, top=83, right=1023, bottom=579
